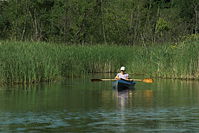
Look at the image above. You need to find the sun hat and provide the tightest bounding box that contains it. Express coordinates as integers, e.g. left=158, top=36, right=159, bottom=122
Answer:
left=120, top=66, right=125, bottom=71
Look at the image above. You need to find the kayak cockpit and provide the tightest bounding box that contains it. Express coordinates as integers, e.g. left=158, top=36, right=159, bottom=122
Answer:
left=113, top=80, right=136, bottom=91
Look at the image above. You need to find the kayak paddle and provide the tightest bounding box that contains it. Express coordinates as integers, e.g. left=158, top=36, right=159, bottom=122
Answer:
left=133, top=78, right=154, bottom=83
left=91, top=78, right=153, bottom=83
left=91, top=79, right=117, bottom=82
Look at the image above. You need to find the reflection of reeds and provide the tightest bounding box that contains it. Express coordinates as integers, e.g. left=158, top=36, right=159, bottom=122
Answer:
left=0, top=41, right=198, bottom=84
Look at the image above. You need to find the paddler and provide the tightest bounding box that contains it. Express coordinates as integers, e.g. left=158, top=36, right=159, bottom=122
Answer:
left=115, top=66, right=131, bottom=81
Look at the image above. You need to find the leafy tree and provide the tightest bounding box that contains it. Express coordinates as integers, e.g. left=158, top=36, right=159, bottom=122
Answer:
left=0, top=0, right=197, bottom=44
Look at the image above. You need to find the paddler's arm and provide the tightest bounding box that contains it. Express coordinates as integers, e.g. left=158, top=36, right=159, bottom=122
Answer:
left=126, top=74, right=134, bottom=81
left=115, top=75, right=120, bottom=80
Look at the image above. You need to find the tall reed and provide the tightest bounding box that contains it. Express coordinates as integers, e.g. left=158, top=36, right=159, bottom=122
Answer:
left=0, top=40, right=198, bottom=84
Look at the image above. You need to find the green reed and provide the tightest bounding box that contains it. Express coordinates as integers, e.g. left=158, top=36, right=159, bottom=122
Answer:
left=0, top=40, right=198, bottom=84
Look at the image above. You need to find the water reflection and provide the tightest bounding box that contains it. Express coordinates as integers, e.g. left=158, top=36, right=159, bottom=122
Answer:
left=115, top=90, right=134, bottom=109
left=113, top=89, right=155, bottom=132
left=1, top=76, right=199, bottom=132
left=114, top=88, right=155, bottom=109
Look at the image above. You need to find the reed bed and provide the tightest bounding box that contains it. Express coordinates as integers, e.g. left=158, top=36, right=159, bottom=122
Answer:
left=0, top=40, right=198, bottom=84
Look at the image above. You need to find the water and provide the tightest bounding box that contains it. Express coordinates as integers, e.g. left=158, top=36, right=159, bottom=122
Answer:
left=0, top=75, right=199, bottom=132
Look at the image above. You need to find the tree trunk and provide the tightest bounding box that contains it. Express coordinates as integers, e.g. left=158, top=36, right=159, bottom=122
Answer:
left=194, top=4, right=198, bottom=34
left=100, top=0, right=106, bottom=44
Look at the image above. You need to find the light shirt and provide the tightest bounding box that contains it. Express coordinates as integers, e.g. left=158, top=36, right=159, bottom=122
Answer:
left=116, top=73, right=128, bottom=80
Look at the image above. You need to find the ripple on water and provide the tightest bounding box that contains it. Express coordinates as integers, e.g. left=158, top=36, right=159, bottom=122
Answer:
left=0, top=107, right=199, bottom=132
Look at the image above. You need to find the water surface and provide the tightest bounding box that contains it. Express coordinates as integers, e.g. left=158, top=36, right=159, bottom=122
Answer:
left=0, top=75, right=199, bottom=132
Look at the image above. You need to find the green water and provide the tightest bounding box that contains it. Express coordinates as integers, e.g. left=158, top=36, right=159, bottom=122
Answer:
left=0, top=74, right=199, bottom=132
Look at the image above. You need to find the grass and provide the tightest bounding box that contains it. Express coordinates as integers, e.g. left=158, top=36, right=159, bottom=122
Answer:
left=0, top=39, right=199, bottom=84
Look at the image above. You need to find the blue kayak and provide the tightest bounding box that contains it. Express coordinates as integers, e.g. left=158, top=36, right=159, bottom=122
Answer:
left=112, top=80, right=136, bottom=91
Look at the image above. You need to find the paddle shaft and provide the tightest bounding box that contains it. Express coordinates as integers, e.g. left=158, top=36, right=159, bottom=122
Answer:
left=98, top=79, right=117, bottom=81
left=100, top=79, right=142, bottom=81
left=91, top=78, right=153, bottom=83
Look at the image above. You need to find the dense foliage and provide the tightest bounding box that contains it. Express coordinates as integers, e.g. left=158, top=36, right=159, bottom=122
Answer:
left=0, top=0, right=198, bottom=45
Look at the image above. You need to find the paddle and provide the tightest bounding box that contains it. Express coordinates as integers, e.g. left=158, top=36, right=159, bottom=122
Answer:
left=91, top=78, right=153, bottom=83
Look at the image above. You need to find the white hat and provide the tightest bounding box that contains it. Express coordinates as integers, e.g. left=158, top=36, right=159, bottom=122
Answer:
left=120, top=66, right=125, bottom=71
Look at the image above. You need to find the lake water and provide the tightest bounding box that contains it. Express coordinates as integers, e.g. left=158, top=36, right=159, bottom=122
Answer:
left=0, top=74, right=199, bottom=132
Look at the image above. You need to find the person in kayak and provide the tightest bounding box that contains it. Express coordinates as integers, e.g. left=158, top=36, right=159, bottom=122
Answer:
left=115, top=66, right=131, bottom=81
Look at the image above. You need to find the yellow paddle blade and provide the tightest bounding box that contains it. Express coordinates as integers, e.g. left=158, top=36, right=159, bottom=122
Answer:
left=142, top=78, right=154, bottom=83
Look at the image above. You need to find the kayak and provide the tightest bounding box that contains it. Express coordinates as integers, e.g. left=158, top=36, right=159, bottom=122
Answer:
left=112, top=80, right=136, bottom=91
